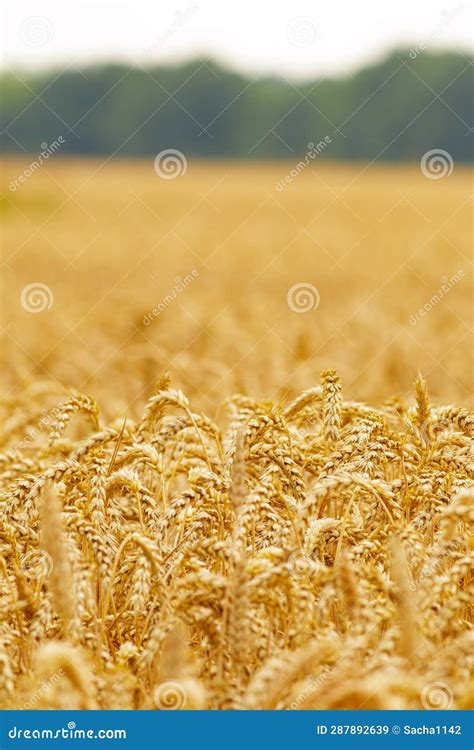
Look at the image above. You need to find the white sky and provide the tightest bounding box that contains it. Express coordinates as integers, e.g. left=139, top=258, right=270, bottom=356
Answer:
left=1, top=0, right=472, bottom=77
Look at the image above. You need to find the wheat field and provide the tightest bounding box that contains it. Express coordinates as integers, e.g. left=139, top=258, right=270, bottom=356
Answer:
left=0, top=157, right=472, bottom=710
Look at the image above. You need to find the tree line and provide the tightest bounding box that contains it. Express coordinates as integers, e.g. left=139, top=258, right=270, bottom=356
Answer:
left=1, top=50, right=472, bottom=161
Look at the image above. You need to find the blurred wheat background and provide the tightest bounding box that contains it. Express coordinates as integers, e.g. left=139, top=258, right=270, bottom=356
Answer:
left=1, top=157, right=472, bottom=417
